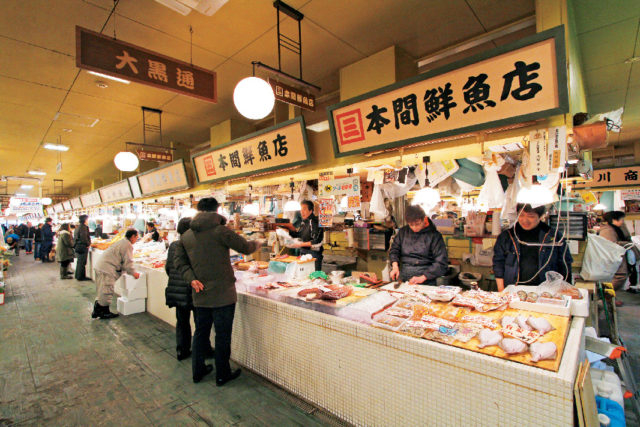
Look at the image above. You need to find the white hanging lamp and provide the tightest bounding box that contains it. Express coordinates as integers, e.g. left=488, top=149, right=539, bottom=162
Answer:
left=233, top=76, right=275, bottom=120
left=114, top=151, right=139, bottom=172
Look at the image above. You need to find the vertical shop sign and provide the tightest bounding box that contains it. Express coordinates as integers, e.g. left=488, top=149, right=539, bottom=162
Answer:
left=327, top=26, right=567, bottom=157
left=318, top=198, right=334, bottom=228
left=76, top=26, right=216, bottom=103
left=192, top=117, right=311, bottom=184
left=529, top=129, right=549, bottom=176
left=548, top=126, right=566, bottom=172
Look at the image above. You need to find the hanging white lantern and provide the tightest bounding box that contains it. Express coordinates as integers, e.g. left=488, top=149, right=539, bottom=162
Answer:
left=41, top=197, right=52, bottom=205
left=516, top=185, right=555, bottom=208
left=114, top=151, right=139, bottom=172
left=233, top=77, right=275, bottom=120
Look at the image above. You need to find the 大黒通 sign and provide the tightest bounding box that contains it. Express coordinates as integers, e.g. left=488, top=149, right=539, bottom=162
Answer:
left=76, top=26, right=216, bottom=103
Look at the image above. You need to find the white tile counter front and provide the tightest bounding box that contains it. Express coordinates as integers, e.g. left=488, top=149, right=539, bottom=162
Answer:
left=141, top=271, right=583, bottom=426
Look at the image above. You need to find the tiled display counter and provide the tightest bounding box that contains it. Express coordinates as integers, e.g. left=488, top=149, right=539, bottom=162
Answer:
left=141, top=268, right=583, bottom=426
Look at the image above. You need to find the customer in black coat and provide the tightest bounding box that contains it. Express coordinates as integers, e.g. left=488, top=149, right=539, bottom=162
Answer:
left=165, top=217, right=213, bottom=361
left=40, top=218, right=55, bottom=262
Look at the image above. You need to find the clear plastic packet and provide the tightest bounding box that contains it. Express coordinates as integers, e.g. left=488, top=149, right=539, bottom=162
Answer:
left=454, top=324, right=483, bottom=343
left=372, top=313, right=406, bottom=331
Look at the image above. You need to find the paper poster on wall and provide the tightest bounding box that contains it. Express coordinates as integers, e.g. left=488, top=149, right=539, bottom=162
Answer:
left=318, top=198, right=334, bottom=228
left=428, top=160, right=459, bottom=187
left=346, top=195, right=361, bottom=211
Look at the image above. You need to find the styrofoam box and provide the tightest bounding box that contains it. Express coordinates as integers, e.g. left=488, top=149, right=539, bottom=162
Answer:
left=117, top=296, right=145, bottom=315
left=114, top=276, right=126, bottom=295
left=570, top=288, right=589, bottom=317
left=121, top=273, right=147, bottom=299
left=505, top=285, right=571, bottom=316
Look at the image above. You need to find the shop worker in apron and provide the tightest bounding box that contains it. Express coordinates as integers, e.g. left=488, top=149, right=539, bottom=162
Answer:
left=287, top=200, right=324, bottom=271
left=92, top=229, right=141, bottom=319
left=493, top=203, right=572, bottom=291
left=389, top=205, right=449, bottom=284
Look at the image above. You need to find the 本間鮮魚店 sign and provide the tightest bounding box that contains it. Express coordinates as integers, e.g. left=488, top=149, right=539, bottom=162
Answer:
left=76, top=26, right=216, bottom=103
left=192, top=117, right=311, bottom=184
left=328, top=26, right=568, bottom=157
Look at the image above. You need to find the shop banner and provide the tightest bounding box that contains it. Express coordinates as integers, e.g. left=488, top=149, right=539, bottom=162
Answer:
left=268, top=78, right=316, bottom=112
left=318, top=198, right=334, bottom=228
left=328, top=26, right=567, bottom=157
left=319, top=171, right=334, bottom=182
left=81, top=191, right=102, bottom=207
left=76, top=26, right=216, bottom=103
left=136, top=159, right=190, bottom=196
left=128, top=176, right=142, bottom=199
left=319, top=176, right=361, bottom=197
left=8, top=198, right=44, bottom=215
left=99, top=180, right=133, bottom=204
left=70, top=197, right=83, bottom=210
left=62, top=201, right=72, bottom=211
left=192, top=117, right=311, bottom=184
left=621, top=189, right=640, bottom=201
left=53, top=204, right=63, bottom=213
left=574, top=166, right=640, bottom=189
left=137, top=149, right=173, bottom=163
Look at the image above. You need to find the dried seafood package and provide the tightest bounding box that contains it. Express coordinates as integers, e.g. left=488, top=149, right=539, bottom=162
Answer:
left=461, top=315, right=498, bottom=329
left=502, top=323, right=540, bottom=344
left=454, top=324, right=482, bottom=343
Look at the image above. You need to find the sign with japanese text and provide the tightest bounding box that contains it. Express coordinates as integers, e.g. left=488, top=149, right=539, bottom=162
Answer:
left=574, top=166, right=640, bottom=189
left=621, top=190, right=640, bottom=201
left=70, top=197, right=83, bottom=210
left=136, top=159, right=189, bottom=196
left=52, top=204, right=63, bottom=213
left=128, top=176, right=142, bottom=199
left=318, top=198, right=334, bottom=228
left=319, top=171, right=334, bottom=182
left=529, top=129, right=549, bottom=176
left=80, top=191, right=102, bottom=208
left=8, top=198, right=43, bottom=215
left=268, top=78, right=316, bottom=111
left=62, top=201, right=72, bottom=211
left=99, top=180, right=133, bottom=204
left=548, top=126, right=566, bottom=172
left=328, top=26, right=567, bottom=157
left=319, top=177, right=361, bottom=197
left=137, top=149, right=173, bottom=163
left=192, top=117, right=311, bottom=184
left=76, top=26, right=216, bottom=103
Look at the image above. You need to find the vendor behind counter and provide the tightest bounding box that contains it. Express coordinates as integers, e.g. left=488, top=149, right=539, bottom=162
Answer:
left=283, top=200, right=324, bottom=271
left=493, top=203, right=572, bottom=291
left=389, top=205, right=449, bottom=285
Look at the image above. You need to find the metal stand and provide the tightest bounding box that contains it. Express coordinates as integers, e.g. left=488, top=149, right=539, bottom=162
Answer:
left=591, top=281, right=640, bottom=420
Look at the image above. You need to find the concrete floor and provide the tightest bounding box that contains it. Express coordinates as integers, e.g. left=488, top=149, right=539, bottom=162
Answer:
left=0, top=255, right=336, bottom=426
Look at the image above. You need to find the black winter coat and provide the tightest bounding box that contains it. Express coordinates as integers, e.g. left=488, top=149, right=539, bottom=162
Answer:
left=388, top=219, right=449, bottom=285
left=34, top=228, right=43, bottom=242
left=165, top=241, right=193, bottom=308
left=42, top=223, right=54, bottom=243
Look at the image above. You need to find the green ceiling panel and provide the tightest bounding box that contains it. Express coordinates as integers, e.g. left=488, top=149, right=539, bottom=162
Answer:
left=578, top=18, right=638, bottom=71
left=573, top=0, right=640, bottom=34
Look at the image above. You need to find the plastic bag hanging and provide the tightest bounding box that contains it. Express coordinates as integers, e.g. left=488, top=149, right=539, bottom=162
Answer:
left=580, top=233, right=626, bottom=282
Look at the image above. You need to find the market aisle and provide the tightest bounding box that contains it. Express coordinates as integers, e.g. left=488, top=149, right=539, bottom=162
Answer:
left=0, top=256, right=332, bottom=426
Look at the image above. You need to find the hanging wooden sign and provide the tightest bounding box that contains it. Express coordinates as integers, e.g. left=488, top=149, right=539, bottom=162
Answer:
left=76, top=26, right=216, bottom=103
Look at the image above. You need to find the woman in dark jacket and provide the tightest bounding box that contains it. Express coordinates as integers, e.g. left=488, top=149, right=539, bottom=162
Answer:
left=165, top=217, right=212, bottom=361
left=389, top=205, right=449, bottom=285
left=74, top=215, right=92, bottom=281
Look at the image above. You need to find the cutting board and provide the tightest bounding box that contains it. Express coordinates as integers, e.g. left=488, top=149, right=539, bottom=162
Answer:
left=447, top=305, right=570, bottom=372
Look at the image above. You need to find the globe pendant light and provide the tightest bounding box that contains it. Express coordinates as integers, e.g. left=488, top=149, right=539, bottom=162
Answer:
left=233, top=76, right=275, bottom=120
left=114, top=151, right=139, bottom=172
